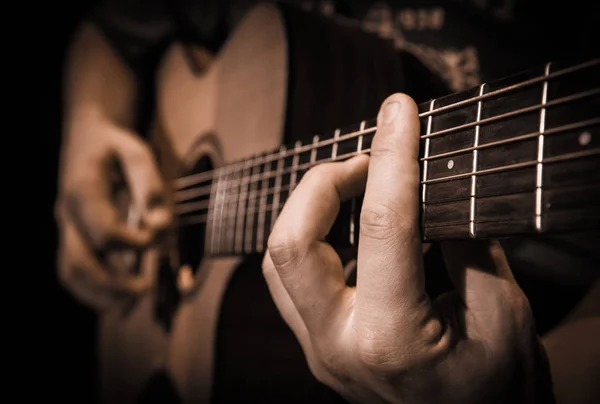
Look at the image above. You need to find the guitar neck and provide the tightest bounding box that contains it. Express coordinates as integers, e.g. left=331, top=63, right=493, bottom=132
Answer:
left=174, top=58, right=600, bottom=257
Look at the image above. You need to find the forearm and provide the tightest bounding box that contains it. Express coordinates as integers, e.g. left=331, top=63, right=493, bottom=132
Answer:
left=63, top=22, right=137, bottom=132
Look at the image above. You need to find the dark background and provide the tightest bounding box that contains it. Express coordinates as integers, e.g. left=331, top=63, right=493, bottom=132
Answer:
left=39, top=2, right=99, bottom=402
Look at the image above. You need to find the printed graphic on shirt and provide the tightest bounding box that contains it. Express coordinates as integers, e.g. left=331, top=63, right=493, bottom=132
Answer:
left=361, top=2, right=481, bottom=91
left=299, top=0, right=482, bottom=91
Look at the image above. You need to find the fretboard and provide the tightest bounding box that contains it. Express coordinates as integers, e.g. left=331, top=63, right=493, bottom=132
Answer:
left=174, top=58, right=600, bottom=257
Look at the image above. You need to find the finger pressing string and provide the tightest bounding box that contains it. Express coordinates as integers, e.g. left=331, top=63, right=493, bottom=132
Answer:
left=356, top=93, right=427, bottom=327
left=266, top=155, right=369, bottom=335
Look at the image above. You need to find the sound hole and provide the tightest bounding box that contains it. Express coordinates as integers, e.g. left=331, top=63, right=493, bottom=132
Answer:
left=177, top=155, right=213, bottom=283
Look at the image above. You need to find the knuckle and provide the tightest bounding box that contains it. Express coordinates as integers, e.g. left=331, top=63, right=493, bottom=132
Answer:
left=301, top=163, right=334, bottom=185
left=359, top=203, right=411, bottom=243
left=356, top=337, right=405, bottom=377
left=368, top=142, right=395, bottom=160
left=125, top=140, right=154, bottom=167
left=360, top=205, right=395, bottom=235
left=267, top=232, right=305, bottom=277
left=130, top=148, right=153, bottom=168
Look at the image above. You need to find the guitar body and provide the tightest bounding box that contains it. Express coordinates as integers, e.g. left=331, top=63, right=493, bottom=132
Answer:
left=98, top=5, right=288, bottom=403
left=94, top=1, right=431, bottom=401
left=71, top=2, right=599, bottom=403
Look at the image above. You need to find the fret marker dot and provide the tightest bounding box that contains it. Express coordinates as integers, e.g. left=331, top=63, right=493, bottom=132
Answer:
left=578, top=131, right=591, bottom=146
left=447, top=159, right=454, bottom=169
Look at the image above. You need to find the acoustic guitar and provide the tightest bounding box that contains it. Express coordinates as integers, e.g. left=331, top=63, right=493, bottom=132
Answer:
left=68, top=4, right=599, bottom=404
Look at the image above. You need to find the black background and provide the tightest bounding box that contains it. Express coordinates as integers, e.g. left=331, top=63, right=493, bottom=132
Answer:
left=38, top=2, right=99, bottom=402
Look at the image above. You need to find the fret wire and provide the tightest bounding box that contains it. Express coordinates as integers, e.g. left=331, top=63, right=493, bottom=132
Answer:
left=470, top=83, right=486, bottom=238
left=177, top=183, right=296, bottom=215
left=332, top=129, right=341, bottom=159
left=536, top=63, right=551, bottom=231
left=180, top=86, right=599, bottom=195
left=256, top=159, right=272, bottom=253
left=311, top=135, right=319, bottom=163
left=244, top=89, right=596, bottom=188
left=357, top=120, right=365, bottom=151
left=180, top=148, right=600, bottom=229
left=213, top=168, right=228, bottom=255
left=177, top=135, right=600, bottom=216
left=173, top=127, right=373, bottom=189
left=173, top=59, right=599, bottom=190
left=270, top=146, right=286, bottom=233
left=422, top=100, right=435, bottom=225
left=180, top=200, right=289, bottom=228
left=225, top=162, right=243, bottom=253
left=221, top=166, right=235, bottom=254
left=419, top=117, right=600, bottom=163
left=235, top=157, right=254, bottom=254
left=213, top=202, right=285, bottom=226
left=417, top=58, right=598, bottom=118
left=421, top=88, right=599, bottom=140
left=177, top=115, right=600, bottom=214
left=211, top=171, right=220, bottom=254
left=350, top=198, right=356, bottom=245
left=290, top=140, right=302, bottom=190
left=349, top=122, right=366, bottom=245
left=244, top=155, right=263, bottom=254
left=224, top=165, right=237, bottom=253
left=205, top=170, right=218, bottom=255
left=422, top=147, right=600, bottom=185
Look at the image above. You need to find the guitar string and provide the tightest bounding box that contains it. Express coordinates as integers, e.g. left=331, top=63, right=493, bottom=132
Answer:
left=172, top=58, right=599, bottom=189
left=174, top=86, right=599, bottom=194
left=173, top=59, right=599, bottom=188
left=174, top=130, right=600, bottom=214
left=173, top=115, right=600, bottom=204
left=170, top=110, right=600, bottom=209
left=174, top=146, right=600, bottom=220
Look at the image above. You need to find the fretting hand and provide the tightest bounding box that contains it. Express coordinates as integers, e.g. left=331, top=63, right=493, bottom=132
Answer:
left=263, top=93, right=554, bottom=403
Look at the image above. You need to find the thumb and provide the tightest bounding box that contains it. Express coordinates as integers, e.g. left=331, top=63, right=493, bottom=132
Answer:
left=114, top=131, right=172, bottom=231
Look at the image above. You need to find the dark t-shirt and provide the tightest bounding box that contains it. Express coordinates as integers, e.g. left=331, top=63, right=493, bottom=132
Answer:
left=86, top=1, right=599, bottom=402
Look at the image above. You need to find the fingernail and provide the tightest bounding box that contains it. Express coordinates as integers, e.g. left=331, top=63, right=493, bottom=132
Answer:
left=380, top=102, right=400, bottom=124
